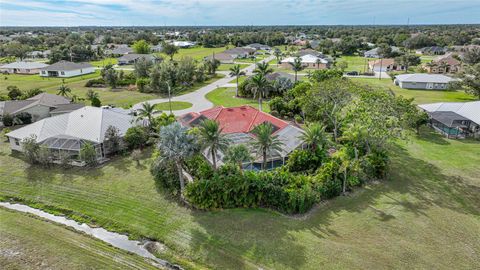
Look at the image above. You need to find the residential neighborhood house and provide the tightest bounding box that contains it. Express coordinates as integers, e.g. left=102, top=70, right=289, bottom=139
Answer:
left=245, top=43, right=271, bottom=51
left=0, top=61, right=49, bottom=74
left=419, top=101, right=480, bottom=139
left=368, top=58, right=406, bottom=72
left=424, top=53, right=462, bottom=74
left=179, top=105, right=305, bottom=169
left=117, top=54, right=160, bottom=65
left=280, top=54, right=329, bottom=69
left=0, top=93, right=71, bottom=123
left=364, top=46, right=401, bottom=58
left=40, top=61, right=95, bottom=78
left=6, top=106, right=136, bottom=165
left=223, top=47, right=255, bottom=59
left=204, top=53, right=234, bottom=64
left=415, top=46, right=446, bottom=55
left=394, top=73, right=455, bottom=90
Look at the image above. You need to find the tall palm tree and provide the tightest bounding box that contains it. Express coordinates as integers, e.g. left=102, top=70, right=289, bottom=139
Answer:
left=198, top=119, right=231, bottom=169
left=137, top=102, right=159, bottom=129
left=289, top=57, right=303, bottom=83
left=156, top=123, right=198, bottom=194
left=248, top=74, right=270, bottom=111
left=223, top=144, right=252, bottom=173
left=274, top=49, right=282, bottom=65
left=57, top=84, right=71, bottom=97
left=229, top=64, right=246, bottom=97
left=254, top=61, right=273, bottom=76
left=250, top=123, right=284, bottom=170
left=301, top=123, right=328, bottom=151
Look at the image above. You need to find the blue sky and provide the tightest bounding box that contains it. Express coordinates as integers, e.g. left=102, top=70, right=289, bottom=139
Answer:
left=0, top=0, right=479, bottom=26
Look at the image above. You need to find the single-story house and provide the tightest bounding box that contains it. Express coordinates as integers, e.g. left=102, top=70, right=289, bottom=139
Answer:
left=223, top=47, right=256, bottom=59
left=49, top=103, right=85, bottom=116
left=419, top=101, right=480, bottom=139
left=179, top=105, right=305, bottom=170
left=0, top=93, right=71, bottom=123
left=40, top=61, right=95, bottom=78
left=364, top=46, right=401, bottom=58
left=107, top=45, right=133, bottom=56
left=27, top=50, right=50, bottom=58
left=415, top=46, right=446, bottom=55
left=6, top=106, right=136, bottom=165
left=450, top=45, right=480, bottom=53
left=292, top=39, right=307, bottom=46
left=0, top=61, right=49, bottom=74
left=368, top=58, right=406, bottom=72
left=280, top=54, right=329, bottom=69
left=172, top=41, right=195, bottom=48
left=394, top=74, right=455, bottom=90
left=117, top=54, right=160, bottom=65
left=265, top=72, right=295, bottom=82
left=297, top=48, right=325, bottom=58
left=424, top=53, right=462, bottom=74
left=204, top=53, right=234, bottom=64
left=245, top=43, right=271, bottom=51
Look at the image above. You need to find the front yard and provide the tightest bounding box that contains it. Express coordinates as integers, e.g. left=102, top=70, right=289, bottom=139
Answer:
left=1, top=126, right=479, bottom=269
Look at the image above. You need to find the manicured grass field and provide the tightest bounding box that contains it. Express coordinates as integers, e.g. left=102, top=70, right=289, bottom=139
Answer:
left=0, top=208, right=158, bottom=270
left=336, top=55, right=375, bottom=73
left=0, top=129, right=478, bottom=269
left=228, top=75, right=248, bottom=84
left=0, top=72, right=102, bottom=94
left=89, top=57, right=118, bottom=67
left=205, top=87, right=270, bottom=111
left=217, top=63, right=249, bottom=72
left=154, top=101, right=192, bottom=111
left=0, top=72, right=225, bottom=109
left=351, top=78, right=476, bottom=104
left=156, top=46, right=227, bottom=61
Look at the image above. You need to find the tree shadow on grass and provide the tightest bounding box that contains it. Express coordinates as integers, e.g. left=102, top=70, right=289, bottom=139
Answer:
left=186, top=139, right=480, bottom=269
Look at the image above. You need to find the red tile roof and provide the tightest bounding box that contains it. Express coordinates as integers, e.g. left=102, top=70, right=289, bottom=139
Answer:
left=181, top=106, right=289, bottom=134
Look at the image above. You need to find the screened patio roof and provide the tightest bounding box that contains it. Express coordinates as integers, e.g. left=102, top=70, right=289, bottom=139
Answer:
left=40, top=135, right=98, bottom=151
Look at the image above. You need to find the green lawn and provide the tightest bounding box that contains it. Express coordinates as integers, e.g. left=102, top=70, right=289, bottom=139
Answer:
left=205, top=87, right=270, bottom=111
left=0, top=129, right=478, bottom=269
left=0, top=72, right=225, bottom=109
left=0, top=208, right=158, bottom=270
left=156, top=46, right=227, bottom=61
left=337, top=55, right=376, bottom=73
left=351, top=78, right=476, bottom=104
left=154, top=101, right=192, bottom=111
left=0, top=72, right=102, bottom=94
left=228, top=76, right=248, bottom=84
left=90, top=57, right=118, bottom=68
left=217, top=63, right=249, bottom=72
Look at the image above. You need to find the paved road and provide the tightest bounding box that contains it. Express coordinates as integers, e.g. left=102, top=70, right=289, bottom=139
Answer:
left=132, top=55, right=275, bottom=115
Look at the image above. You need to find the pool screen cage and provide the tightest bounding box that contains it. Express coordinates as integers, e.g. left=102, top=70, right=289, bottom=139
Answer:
left=40, top=135, right=103, bottom=161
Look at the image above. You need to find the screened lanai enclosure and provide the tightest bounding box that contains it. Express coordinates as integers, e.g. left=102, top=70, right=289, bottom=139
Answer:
left=40, top=135, right=105, bottom=165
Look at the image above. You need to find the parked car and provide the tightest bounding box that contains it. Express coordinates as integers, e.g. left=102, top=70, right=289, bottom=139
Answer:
left=346, top=71, right=358, bottom=76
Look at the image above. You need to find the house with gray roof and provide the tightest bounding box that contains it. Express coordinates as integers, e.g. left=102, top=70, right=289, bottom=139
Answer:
left=419, top=101, right=480, bottom=139
left=245, top=43, right=271, bottom=51
left=0, top=61, right=49, bottom=74
left=204, top=52, right=234, bottom=64
left=364, top=46, right=401, bottom=58
left=40, top=61, right=95, bottom=78
left=0, top=93, right=72, bottom=124
left=223, top=47, right=255, bottom=59
left=394, top=74, right=456, bottom=90
left=6, top=106, right=136, bottom=165
left=117, top=54, right=160, bottom=65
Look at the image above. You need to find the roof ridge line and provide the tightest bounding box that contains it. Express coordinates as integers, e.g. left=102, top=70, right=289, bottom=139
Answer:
left=247, top=109, right=260, bottom=132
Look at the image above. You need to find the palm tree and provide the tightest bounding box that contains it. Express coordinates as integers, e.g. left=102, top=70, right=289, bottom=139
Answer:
left=254, top=61, right=273, bottom=76
left=229, top=64, right=246, bottom=97
left=274, top=49, right=282, bottom=65
left=315, top=58, right=322, bottom=69
left=289, top=57, right=303, bottom=83
left=301, top=123, right=328, bottom=151
left=86, top=89, right=99, bottom=101
left=425, top=61, right=437, bottom=72
left=198, top=119, right=231, bottom=169
left=250, top=123, right=284, bottom=170
left=57, top=84, right=71, bottom=97
left=155, top=123, right=197, bottom=194
left=137, top=102, right=159, bottom=129
left=248, top=74, right=270, bottom=111
left=223, top=144, right=252, bottom=173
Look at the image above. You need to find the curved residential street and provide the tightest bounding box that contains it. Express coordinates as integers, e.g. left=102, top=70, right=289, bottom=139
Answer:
left=132, top=55, right=275, bottom=115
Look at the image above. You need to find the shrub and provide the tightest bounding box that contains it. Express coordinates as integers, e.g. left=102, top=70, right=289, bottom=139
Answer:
left=21, top=135, right=40, bottom=164
left=84, top=78, right=105, bottom=87
left=286, top=149, right=324, bottom=173
left=15, top=112, right=32, bottom=125
left=312, top=160, right=342, bottom=199
left=124, top=126, right=148, bottom=149
left=150, top=153, right=179, bottom=191
left=7, top=85, right=22, bottom=100
left=184, top=154, right=214, bottom=180
left=2, top=114, right=13, bottom=126
left=91, top=97, right=102, bottom=107
left=79, top=143, right=98, bottom=166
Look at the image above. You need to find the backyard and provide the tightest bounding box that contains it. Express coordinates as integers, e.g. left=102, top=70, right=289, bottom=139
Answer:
left=0, top=127, right=479, bottom=269
left=206, top=87, right=270, bottom=111
left=351, top=78, right=476, bottom=104
left=0, top=208, right=158, bottom=270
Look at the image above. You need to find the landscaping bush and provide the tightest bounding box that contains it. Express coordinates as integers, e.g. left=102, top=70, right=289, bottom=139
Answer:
left=85, top=78, right=105, bottom=87
left=185, top=166, right=319, bottom=214
left=124, top=126, right=149, bottom=149
left=184, top=154, right=214, bottom=180
left=286, top=149, right=324, bottom=173
left=151, top=152, right=180, bottom=191
left=2, top=114, right=14, bottom=126
left=15, top=112, right=32, bottom=125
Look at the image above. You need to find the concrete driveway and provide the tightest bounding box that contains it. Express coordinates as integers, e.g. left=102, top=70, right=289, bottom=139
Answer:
left=132, top=55, right=275, bottom=116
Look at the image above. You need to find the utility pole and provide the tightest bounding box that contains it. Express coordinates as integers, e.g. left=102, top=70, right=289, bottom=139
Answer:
left=167, top=82, right=172, bottom=114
